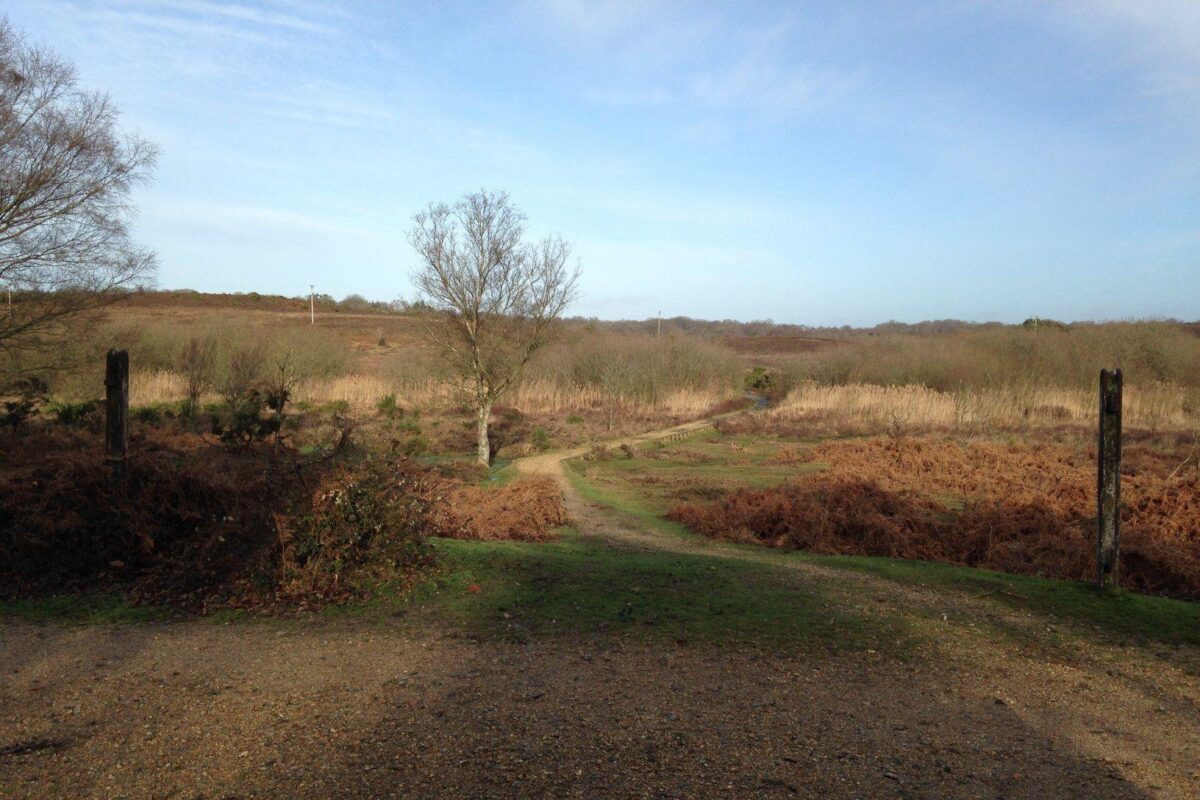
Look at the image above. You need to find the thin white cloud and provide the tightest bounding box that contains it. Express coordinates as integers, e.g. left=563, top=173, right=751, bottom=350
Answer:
left=246, top=84, right=400, bottom=129
left=77, top=8, right=275, bottom=45
left=152, top=0, right=338, bottom=35
left=533, top=0, right=679, bottom=41
left=145, top=198, right=381, bottom=241
left=581, top=86, right=672, bottom=108
left=527, top=1, right=861, bottom=122
left=1040, top=0, right=1200, bottom=115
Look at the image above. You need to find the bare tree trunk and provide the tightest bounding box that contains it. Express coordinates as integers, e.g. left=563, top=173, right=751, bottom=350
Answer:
left=476, top=401, right=492, bottom=466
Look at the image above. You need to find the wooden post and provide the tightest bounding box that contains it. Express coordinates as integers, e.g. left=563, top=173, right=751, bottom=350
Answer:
left=1097, top=368, right=1122, bottom=592
left=105, top=349, right=129, bottom=480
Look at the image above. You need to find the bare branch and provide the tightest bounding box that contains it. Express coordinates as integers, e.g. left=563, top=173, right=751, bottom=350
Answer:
left=409, top=190, right=579, bottom=464
left=0, top=18, right=157, bottom=375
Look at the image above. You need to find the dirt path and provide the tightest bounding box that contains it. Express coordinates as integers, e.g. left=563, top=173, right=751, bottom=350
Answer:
left=2, top=418, right=1199, bottom=798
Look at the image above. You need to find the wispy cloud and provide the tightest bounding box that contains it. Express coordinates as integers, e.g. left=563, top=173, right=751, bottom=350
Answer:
left=145, top=197, right=379, bottom=241
left=246, top=83, right=400, bottom=129
left=1043, top=0, right=1200, bottom=116
left=527, top=1, right=862, bottom=123
left=154, top=0, right=338, bottom=35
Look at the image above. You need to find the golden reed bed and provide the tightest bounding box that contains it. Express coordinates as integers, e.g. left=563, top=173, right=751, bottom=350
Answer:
left=128, top=370, right=736, bottom=419
left=769, top=381, right=1196, bottom=432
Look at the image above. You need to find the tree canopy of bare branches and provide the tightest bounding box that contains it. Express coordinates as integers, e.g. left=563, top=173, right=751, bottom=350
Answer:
left=0, top=18, right=156, bottom=374
left=410, top=190, right=579, bottom=465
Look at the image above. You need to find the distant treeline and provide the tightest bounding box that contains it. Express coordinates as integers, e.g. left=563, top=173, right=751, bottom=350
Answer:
left=99, top=289, right=1200, bottom=340
left=111, top=288, right=423, bottom=315
left=563, top=314, right=1200, bottom=341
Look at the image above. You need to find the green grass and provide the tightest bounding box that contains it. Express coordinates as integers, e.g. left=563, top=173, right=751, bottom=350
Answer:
left=389, top=530, right=907, bottom=652
left=821, top=555, right=1200, bottom=647
left=485, top=457, right=520, bottom=486
left=568, top=432, right=824, bottom=516
left=567, top=440, right=1200, bottom=650
left=0, top=594, right=167, bottom=624
left=563, top=459, right=696, bottom=540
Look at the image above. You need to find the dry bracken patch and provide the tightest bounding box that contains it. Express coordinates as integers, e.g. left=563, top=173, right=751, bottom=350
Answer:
left=669, top=436, right=1200, bottom=599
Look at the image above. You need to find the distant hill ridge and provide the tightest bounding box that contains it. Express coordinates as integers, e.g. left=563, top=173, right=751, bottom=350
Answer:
left=113, top=289, right=1200, bottom=339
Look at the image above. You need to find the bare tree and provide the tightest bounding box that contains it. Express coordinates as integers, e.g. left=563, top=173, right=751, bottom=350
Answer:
left=410, top=190, right=579, bottom=466
left=0, top=18, right=156, bottom=373
left=179, top=335, right=216, bottom=416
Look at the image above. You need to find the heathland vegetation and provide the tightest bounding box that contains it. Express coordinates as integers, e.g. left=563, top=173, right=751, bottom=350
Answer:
left=4, top=286, right=1198, bottom=607
left=2, top=13, right=1198, bottom=616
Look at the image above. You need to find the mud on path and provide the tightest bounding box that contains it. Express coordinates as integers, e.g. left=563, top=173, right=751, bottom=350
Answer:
left=2, top=417, right=1199, bottom=798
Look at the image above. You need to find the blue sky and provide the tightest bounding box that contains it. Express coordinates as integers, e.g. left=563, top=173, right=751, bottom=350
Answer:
left=7, top=1, right=1198, bottom=325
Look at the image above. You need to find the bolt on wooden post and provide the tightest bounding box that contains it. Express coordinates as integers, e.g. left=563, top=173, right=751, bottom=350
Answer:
left=105, top=349, right=129, bottom=480
left=1097, top=368, right=1122, bottom=592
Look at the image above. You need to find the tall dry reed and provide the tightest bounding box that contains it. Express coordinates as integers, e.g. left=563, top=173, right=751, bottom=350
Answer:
left=126, top=369, right=737, bottom=419
left=769, top=381, right=1196, bottom=433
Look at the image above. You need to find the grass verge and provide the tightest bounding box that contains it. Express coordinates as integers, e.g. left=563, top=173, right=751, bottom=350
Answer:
left=823, top=555, right=1200, bottom=648
left=566, top=450, right=1200, bottom=649
left=390, top=530, right=909, bottom=653
left=0, top=594, right=167, bottom=624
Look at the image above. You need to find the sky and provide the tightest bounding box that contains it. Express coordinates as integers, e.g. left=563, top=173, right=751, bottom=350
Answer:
left=6, top=0, right=1199, bottom=325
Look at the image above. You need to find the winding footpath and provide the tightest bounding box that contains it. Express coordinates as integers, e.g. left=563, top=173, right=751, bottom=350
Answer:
left=0, top=413, right=1197, bottom=798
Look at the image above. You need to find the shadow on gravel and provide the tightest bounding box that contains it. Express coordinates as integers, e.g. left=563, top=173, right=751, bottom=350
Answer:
left=326, top=640, right=1160, bottom=800
left=0, top=618, right=1181, bottom=799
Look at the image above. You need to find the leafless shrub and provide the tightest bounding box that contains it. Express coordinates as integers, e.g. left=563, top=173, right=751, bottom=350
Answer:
left=219, top=343, right=265, bottom=408
left=179, top=337, right=216, bottom=415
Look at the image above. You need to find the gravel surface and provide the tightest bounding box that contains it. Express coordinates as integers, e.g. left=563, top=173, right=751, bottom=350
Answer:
left=2, top=623, right=1195, bottom=799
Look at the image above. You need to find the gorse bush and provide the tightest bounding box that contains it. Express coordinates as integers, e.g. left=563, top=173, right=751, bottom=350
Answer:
left=0, top=427, right=567, bottom=608
left=48, top=399, right=101, bottom=427
left=376, top=393, right=401, bottom=418
left=278, top=458, right=432, bottom=601
left=209, top=393, right=280, bottom=446
left=1, top=377, right=47, bottom=436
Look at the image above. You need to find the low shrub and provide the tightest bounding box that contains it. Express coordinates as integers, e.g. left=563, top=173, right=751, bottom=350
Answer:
left=1, top=377, right=47, bottom=436
left=0, top=428, right=291, bottom=605
left=49, top=399, right=102, bottom=427
left=0, top=427, right=569, bottom=608
left=277, top=458, right=433, bottom=602
left=208, top=394, right=281, bottom=446
left=427, top=477, right=568, bottom=542
left=667, top=437, right=1200, bottom=600
left=376, top=393, right=401, bottom=418
left=584, top=444, right=612, bottom=461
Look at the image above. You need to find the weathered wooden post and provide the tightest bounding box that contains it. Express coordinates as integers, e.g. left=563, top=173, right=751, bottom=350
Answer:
left=1097, top=368, right=1122, bottom=592
left=105, top=349, right=129, bottom=480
